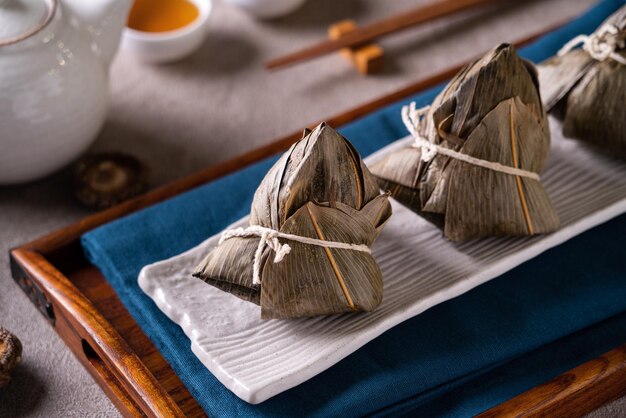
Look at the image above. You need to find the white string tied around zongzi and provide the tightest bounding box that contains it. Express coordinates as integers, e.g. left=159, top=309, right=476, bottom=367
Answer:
left=558, top=22, right=626, bottom=65
left=220, top=225, right=371, bottom=285
left=401, top=102, right=541, bottom=181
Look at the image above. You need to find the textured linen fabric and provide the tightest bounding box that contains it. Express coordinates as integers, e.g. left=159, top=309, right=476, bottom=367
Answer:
left=81, top=1, right=626, bottom=416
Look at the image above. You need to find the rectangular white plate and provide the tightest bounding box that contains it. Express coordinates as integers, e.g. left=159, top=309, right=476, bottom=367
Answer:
left=138, top=118, right=626, bottom=404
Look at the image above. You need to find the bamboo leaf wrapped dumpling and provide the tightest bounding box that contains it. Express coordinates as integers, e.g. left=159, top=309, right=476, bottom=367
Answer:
left=371, top=44, right=559, bottom=241
left=194, top=123, right=392, bottom=319
left=538, top=5, right=626, bottom=159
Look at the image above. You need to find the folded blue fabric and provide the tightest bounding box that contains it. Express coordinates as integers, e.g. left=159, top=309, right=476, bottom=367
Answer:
left=82, top=1, right=626, bottom=416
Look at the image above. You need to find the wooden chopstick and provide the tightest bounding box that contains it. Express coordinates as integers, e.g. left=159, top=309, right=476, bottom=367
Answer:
left=265, top=0, right=498, bottom=70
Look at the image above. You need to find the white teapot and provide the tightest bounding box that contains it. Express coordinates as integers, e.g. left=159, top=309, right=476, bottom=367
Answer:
left=0, top=0, right=132, bottom=184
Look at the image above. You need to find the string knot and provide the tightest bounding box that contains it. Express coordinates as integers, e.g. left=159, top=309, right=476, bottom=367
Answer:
left=402, top=103, right=436, bottom=162
left=219, top=225, right=371, bottom=285
left=401, top=102, right=541, bottom=181
left=558, top=23, right=626, bottom=65
left=261, top=230, right=292, bottom=263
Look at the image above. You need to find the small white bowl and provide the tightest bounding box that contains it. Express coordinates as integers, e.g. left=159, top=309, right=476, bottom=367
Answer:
left=223, top=0, right=306, bottom=19
left=122, top=0, right=212, bottom=64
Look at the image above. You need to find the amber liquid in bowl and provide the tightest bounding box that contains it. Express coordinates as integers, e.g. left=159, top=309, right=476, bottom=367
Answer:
left=128, top=0, right=200, bottom=32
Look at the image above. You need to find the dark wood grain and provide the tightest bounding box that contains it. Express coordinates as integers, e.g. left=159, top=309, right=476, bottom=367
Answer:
left=56, top=246, right=205, bottom=417
left=265, top=0, right=497, bottom=70
left=11, top=248, right=187, bottom=418
left=478, top=345, right=626, bottom=418
left=10, top=21, right=624, bottom=418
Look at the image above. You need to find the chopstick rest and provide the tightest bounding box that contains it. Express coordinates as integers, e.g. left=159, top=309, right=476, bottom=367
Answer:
left=328, top=20, right=385, bottom=75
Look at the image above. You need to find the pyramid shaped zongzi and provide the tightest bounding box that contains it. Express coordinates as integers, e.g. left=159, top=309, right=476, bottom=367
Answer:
left=371, top=44, right=559, bottom=241
left=194, top=123, right=392, bottom=319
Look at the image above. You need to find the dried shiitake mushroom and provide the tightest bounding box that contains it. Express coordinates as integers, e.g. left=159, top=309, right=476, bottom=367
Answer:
left=73, top=152, right=149, bottom=210
left=0, top=327, right=22, bottom=388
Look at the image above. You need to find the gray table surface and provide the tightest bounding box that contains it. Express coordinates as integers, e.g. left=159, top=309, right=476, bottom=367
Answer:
left=1, top=0, right=623, bottom=416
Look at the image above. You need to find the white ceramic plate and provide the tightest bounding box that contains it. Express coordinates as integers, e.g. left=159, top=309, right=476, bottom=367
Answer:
left=138, top=118, right=626, bottom=404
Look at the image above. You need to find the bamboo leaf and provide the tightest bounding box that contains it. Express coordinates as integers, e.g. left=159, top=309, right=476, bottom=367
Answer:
left=442, top=97, right=558, bottom=241
left=538, top=50, right=594, bottom=111
left=261, top=201, right=384, bottom=319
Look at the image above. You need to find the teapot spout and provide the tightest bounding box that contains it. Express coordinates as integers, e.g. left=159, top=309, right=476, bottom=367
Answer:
left=64, top=0, right=133, bottom=67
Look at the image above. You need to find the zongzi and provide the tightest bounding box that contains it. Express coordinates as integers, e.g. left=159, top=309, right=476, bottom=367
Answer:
left=371, top=43, right=559, bottom=241
left=539, top=5, right=626, bottom=159
left=194, top=123, right=392, bottom=319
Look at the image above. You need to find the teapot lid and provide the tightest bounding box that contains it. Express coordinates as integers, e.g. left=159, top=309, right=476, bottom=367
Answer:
left=0, top=0, right=57, bottom=47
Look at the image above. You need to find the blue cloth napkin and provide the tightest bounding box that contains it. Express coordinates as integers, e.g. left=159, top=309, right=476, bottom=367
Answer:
left=82, top=1, right=626, bottom=416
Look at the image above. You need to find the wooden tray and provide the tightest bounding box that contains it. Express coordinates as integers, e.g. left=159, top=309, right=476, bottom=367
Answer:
left=10, top=29, right=626, bottom=417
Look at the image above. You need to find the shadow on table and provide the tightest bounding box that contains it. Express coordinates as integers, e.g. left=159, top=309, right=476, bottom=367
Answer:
left=0, top=166, right=85, bottom=214
left=0, top=363, right=46, bottom=417
left=92, top=113, right=234, bottom=185
left=267, top=0, right=369, bottom=29
left=157, top=31, right=259, bottom=77
left=385, top=1, right=534, bottom=60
